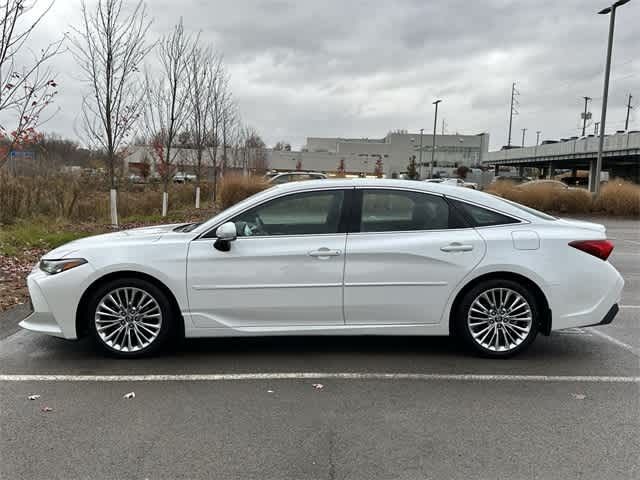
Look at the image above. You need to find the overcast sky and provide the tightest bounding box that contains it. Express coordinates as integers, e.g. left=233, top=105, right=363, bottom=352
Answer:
left=19, top=0, right=640, bottom=150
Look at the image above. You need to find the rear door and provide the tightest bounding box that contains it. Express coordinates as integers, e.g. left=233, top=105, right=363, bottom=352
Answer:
left=343, top=188, right=486, bottom=325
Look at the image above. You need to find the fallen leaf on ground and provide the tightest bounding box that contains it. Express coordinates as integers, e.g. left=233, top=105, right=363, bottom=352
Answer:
left=312, top=383, right=324, bottom=390
left=267, top=390, right=274, bottom=393
left=123, top=392, right=136, bottom=399
left=571, top=393, right=586, bottom=400
left=28, top=394, right=41, bottom=400
left=41, top=406, right=53, bottom=412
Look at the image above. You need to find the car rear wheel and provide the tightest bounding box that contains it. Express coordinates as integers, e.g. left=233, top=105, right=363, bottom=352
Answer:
left=455, top=279, right=539, bottom=358
left=87, top=278, right=174, bottom=358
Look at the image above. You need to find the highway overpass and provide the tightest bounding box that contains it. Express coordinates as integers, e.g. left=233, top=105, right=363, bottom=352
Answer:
left=485, top=131, right=640, bottom=183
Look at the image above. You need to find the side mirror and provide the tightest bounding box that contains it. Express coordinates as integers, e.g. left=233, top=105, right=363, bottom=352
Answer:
left=214, top=222, right=237, bottom=252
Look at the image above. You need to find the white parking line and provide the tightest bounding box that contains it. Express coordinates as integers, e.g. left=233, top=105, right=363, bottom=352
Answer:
left=0, top=373, right=638, bottom=383
left=620, top=305, right=640, bottom=309
left=589, top=328, right=640, bottom=357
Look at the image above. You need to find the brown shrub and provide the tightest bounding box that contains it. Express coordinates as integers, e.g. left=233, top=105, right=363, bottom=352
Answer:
left=486, top=181, right=592, bottom=215
left=593, top=179, right=640, bottom=217
left=218, top=175, right=269, bottom=210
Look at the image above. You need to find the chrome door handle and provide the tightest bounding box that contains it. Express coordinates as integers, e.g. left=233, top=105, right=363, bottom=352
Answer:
left=440, top=243, right=473, bottom=252
left=308, top=248, right=342, bottom=258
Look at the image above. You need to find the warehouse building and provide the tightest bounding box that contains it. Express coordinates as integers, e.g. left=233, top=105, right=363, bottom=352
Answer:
left=270, top=131, right=489, bottom=177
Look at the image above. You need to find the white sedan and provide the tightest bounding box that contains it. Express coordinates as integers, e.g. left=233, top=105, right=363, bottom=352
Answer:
left=22, top=179, right=623, bottom=358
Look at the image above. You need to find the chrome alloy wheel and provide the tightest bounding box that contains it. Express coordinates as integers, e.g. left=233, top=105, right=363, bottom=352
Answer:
left=94, top=287, right=163, bottom=352
left=467, top=288, right=533, bottom=352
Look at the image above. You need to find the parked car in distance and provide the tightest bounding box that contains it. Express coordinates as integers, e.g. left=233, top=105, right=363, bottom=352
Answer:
left=173, top=172, right=197, bottom=183
left=517, top=180, right=568, bottom=190
left=21, top=179, right=623, bottom=359
left=491, top=175, right=532, bottom=184
left=560, top=176, right=590, bottom=187
left=127, top=174, right=146, bottom=184
left=268, top=171, right=327, bottom=184
left=427, top=177, right=478, bottom=189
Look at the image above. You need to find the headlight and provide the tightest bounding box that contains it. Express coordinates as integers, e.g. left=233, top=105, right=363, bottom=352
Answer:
left=39, top=258, right=87, bottom=275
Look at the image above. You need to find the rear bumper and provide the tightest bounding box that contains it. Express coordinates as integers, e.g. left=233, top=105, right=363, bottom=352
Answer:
left=590, top=303, right=619, bottom=327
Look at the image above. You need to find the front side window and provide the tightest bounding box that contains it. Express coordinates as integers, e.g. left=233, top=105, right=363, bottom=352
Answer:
left=230, top=190, right=345, bottom=237
left=359, top=189, right=463, bottom=232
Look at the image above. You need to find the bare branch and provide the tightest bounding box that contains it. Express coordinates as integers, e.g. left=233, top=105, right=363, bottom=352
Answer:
left=0, top=0, right=63, bottom=169
left=69, top=0, right=153, bottom=187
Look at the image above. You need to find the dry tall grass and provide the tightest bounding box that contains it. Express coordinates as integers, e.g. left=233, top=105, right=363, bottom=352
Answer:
left=0, top=173, right=271, bottom=224
left=218, top=174, right=269, bottom=209
left=486, top=178, right=639, bottom=217
left=593, top=179, right=640, bottom=217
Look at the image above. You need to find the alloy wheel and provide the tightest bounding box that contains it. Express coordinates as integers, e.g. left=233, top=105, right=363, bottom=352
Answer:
left=94, top=287, right=163, bottom=352
left=467, top=287, right=533, bottom=352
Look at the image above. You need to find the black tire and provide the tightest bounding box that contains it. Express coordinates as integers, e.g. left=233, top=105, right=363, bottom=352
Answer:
left=87, top=277, right=175, bottom=358
left=454, top=278, right=539, bottom=358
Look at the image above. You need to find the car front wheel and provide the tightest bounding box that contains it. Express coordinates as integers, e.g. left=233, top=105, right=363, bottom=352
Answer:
left=87, top=278, right=174, bottom=358
left=455, top=279, right=539, bottom=358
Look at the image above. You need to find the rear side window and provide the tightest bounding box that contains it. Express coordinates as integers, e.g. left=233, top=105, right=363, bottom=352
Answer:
left=450, top=199, right=520, bottom=227
left=359, top=189, right=467, bottom=232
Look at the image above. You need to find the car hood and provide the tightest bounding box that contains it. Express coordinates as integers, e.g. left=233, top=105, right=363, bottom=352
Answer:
left=556, top=218, right=606, bottom=233
left=43, top=224, right=184, bottom=259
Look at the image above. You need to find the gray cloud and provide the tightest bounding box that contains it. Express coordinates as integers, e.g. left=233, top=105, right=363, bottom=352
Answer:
left=2, top=0, right=637, bottom=151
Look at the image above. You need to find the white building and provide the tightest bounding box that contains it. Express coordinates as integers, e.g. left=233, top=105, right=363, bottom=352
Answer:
left=270, top=132, right=489, bottom=177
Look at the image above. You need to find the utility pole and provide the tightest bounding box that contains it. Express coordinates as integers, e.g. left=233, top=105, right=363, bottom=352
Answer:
left=581, top=96, right=592, bottom=136
left=441, top=119, right=446, bottom=135
left=418, top=128, right=424, bottom=178
left=594, top=122, right=600, bottom=135
left=507, top=82, right=520, bottom=147
left=430, top=99, right=442, bottom=178
left=536, top=130, right=541, bottom=145
left=521, top=128, right=527, bottom=147
left=625, top=94, right=633, bottom=131
left=592, top=0, right=631, bottom=194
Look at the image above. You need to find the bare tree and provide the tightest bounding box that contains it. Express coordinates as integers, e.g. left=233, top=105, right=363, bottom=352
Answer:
left=142, top=18, right=194, bottom=216
left=272, top=141, right=290, bottom=151
left=204, top=59, right=229, bottom=203
left=219, top=88, right=236, bottom=177
left=0, top=0, right=63, bottom=170
left=70, top=0, right=152, bottom=226
left=187, top=44, right=221, bottom=208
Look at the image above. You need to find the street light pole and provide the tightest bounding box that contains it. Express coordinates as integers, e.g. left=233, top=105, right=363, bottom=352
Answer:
left=430, top=99, right=441, bottom=178
left=536, top=130, right=541, bottom=146
left=591, top=0, right=631, bottom=194
left=418, top=128, right=424, bottom=178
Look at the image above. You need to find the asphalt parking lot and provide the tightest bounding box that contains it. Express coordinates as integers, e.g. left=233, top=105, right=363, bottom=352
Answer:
left=1, top=217, right=638, bottom=480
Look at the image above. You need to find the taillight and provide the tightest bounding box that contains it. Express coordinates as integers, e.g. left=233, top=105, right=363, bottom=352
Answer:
left=569, top=240, right=614, bottom=260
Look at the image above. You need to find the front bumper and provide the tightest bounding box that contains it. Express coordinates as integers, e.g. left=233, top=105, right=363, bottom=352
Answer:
left=20, top=264, right=93, bottom=339
left=19, top=312, right=65, bottom=338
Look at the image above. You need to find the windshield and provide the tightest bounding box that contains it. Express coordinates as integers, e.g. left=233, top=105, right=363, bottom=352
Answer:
left=173, top=222, right=203, bottom=232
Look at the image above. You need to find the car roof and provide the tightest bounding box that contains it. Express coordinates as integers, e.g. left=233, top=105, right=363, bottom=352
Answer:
left=194, top=178, right=541, bottom=234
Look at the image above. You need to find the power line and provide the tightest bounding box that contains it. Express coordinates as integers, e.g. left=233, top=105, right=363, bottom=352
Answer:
left=625, top=94, right=633, bottom=131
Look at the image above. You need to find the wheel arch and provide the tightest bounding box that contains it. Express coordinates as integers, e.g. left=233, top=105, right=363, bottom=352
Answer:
left=448, top=271, right=552, bottom=337
left=75, top=270, right=185, bottom=340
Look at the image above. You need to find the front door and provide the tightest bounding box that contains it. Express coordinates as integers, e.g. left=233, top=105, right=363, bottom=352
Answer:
left=187, top=188, right=349, bottom=328
left=344, top=188, right=486, bottom=325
